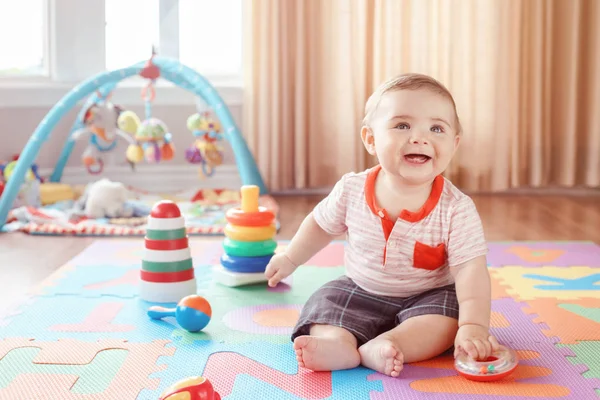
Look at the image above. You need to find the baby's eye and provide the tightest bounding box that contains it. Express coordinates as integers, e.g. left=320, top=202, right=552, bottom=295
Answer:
left=430, top=125, right=444, bottom=133
left=395, top=123, right=410, bottom=129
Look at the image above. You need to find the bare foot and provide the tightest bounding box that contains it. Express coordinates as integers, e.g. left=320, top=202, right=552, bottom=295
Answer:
left=359, top=338, right=404, bottom=377
left=293, top=335, right=360, bottom=371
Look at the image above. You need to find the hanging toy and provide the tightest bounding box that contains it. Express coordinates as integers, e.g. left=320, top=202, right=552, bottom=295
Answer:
left=122, top=49, right=175, bottom=165
left=72, top=92, right=137, bottom=174
left=186, top=111, right=224, bottom=178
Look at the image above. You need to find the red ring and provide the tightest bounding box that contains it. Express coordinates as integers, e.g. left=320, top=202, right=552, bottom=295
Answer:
left=144, top=237, right=188, bottom=250
left=140, top=268, right=194, bottom=283
left=225, top=206, right=275, bottom=227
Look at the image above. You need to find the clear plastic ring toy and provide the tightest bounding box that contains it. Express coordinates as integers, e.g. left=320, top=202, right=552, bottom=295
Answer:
left=455, top=345, right=518, bottom=382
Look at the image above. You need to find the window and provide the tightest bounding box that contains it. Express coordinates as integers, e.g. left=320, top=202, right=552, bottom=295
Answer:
left=0, top=0, right=47, bottom=77
left=0, top=0, right=243, bottom=107
left=178, top=0, right=243, bottom=78
left=104, top=0, right=160, bottom=71
left=104, top=0, right=242, bottom=80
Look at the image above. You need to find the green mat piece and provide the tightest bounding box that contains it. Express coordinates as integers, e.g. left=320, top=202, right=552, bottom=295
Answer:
left=559, top=304, right=600, bottom=323
left=0, top=348, right=128, bottom=394
left=168, top=265, right=346, bottom=345
left=560, top=341, right=600, bottom=396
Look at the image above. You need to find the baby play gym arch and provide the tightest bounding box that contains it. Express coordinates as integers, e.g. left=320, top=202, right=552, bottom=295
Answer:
left=0, top=56, right=267, bottom=228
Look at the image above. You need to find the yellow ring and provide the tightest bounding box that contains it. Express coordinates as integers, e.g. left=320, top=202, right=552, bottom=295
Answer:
left=224, top=223, right=276, bottom=241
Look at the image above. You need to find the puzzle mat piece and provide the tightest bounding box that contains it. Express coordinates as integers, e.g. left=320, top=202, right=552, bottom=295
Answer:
left=487, top=241, right=600, bottom=267
left=140, top=339, right=381, bottom=400
left=170, top=266, right=346, bottom=345
left=490, top=266, right=600, bottom=300
left=560, top=341, right=600, bottom=390
left=35, top=263, right=213, bottom=298
left=368, top=340, right=600, bottom=399
left=0, top=296, right=181, bottom=343
left=0, top=295, right=36, bottom=327
left=35, top=239, right=345, bottom=298
left=0, top=347, right=128, bottom=394
left=489, top=297, right=559, bottom=345
left=0, top=338, right=174, bottom=399
left=64, top=238, right=224, bottom=267
left=0, top=266, right=344, bottom=345
left=521, top=298, right=600, bottom=344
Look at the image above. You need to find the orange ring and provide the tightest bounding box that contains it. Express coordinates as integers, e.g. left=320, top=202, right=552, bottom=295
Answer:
left=225, top=206, right=275, bottom=227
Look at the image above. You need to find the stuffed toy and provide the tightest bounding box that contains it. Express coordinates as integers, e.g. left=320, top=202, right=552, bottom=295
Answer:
left=80, top=178, right=135, bottom=219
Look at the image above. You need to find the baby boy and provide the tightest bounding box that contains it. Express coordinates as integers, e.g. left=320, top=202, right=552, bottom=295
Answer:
left=264, top=73, right=499, bottom=377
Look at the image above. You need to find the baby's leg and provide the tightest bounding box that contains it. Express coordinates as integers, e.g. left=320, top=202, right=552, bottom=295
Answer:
left=359, top=314, right=457, bottom=376
left=359, top=284, right=459, bottom=377
left=294, top=324, right=360, bottom=371
left=291, top=276, right=394, bottom=372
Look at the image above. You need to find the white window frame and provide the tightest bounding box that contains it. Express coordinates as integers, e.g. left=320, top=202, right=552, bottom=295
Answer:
left=0, top=0, right=242, bottom=108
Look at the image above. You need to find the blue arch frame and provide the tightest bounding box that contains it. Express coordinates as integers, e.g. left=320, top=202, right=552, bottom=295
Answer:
left=0, top=57, right=267, bottom=228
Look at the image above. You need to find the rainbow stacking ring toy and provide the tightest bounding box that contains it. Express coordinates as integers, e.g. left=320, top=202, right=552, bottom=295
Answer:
left=220, top=185, right=276, bottom=274
left=139, top=201, right=197, bottom=303
left=455, top=345, right=518, bottom=382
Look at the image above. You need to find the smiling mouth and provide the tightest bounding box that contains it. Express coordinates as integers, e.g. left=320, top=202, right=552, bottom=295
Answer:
left=404, top=154, right=432, bottom=164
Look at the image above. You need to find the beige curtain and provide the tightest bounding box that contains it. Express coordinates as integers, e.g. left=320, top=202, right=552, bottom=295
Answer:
left=243, top=0, right=600, bottom=192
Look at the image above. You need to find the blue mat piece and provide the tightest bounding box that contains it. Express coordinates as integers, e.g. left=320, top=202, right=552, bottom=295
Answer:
left=138, top=339, right=382, bottom=399
left=523, top=273, right=600, bottom=291
left=0, top=296, right=181, bottom=342
left=38, top=264, right=213, bottom=298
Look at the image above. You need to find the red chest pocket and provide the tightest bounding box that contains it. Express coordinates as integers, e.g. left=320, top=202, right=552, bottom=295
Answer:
left=413, top=241, right=447, bottom=270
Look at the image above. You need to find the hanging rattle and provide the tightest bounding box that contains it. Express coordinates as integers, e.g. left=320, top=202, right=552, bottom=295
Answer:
left=185, top=110, right=224, bottom=178
left=72, top=91, right=137, bottom=174
left=124, top=49, right=175, bottom=165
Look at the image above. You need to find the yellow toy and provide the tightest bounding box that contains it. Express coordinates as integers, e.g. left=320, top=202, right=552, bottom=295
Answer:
left=185, top=111, right=224, bottom=178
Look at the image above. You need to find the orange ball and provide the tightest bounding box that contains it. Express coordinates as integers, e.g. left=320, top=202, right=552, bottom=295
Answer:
left=180, top=295, right=212, bottom=317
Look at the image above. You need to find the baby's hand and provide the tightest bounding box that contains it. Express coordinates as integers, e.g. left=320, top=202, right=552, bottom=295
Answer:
left=454, top=324, right=500, bottom=361
left=264, top=253, right=298, bottom=287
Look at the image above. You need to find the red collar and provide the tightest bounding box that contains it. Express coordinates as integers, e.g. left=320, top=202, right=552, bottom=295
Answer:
left=364, top=164, right=444, bottom=223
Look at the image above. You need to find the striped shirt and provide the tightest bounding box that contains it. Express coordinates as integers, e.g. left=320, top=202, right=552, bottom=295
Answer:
left=312, top=164, right=488, bottom=297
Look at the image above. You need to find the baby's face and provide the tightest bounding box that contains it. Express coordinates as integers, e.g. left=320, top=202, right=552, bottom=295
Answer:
left=364, top=88, right=460, bottom=185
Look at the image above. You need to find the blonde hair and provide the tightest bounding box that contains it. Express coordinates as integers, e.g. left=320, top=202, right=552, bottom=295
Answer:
left=363, top=73, right=462, bottom=134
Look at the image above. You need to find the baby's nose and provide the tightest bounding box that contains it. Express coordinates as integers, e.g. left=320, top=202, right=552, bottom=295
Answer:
left=410, top=135, right=429, bottom=145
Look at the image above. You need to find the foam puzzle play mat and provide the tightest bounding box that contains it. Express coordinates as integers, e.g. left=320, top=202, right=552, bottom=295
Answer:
left=0, top=239, right=599, bottom=399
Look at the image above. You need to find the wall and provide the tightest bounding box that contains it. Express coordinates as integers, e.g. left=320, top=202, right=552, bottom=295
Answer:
left=0, top=84, right=245, bottom=192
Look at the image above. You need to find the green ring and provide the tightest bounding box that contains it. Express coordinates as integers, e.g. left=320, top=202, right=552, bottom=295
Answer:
left=142, top=258, right=193, bottom=272
left=223, top=238, right=278, bottom=257
left=145, top=228, right=187, bottom=240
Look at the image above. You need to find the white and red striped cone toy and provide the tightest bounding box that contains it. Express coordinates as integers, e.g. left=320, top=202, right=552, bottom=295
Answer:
left=139, top=200, right=197, bottom=303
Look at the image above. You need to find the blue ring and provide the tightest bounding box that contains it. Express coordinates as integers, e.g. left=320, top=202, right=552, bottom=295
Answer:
left=220, top=253, right=273, bottom=273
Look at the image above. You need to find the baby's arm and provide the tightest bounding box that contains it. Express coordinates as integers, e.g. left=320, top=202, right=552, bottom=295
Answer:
left=286, top=212, right=338, bottom=266
left=451, top=256, right=500, bottom=360
left=451, top=255, right=491, bottom=329
left=447, top=196, right=499, bottom=360
left=265, top=174, right=350, bottom=286
left=265, top=213, right=337, bottom=286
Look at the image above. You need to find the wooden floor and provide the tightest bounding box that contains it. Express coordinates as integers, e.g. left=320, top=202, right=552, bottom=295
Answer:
left=1, top=194, right=599, bottom=304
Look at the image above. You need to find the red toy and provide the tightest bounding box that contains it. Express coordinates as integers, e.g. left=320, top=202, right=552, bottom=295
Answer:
left=159, top=376, right=221, bottom=400
left=454, top=345, right=518, bottom=382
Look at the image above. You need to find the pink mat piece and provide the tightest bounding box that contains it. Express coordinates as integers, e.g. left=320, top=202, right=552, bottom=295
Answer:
left=49, top=303, right=135, bottom=333
left=0, top=339, right=175, bottom=399
left=203, top=351, right=332, bottom=399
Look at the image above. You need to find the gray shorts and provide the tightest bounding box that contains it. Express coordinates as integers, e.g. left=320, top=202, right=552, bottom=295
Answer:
left=291, top=275, right=459, bottom=346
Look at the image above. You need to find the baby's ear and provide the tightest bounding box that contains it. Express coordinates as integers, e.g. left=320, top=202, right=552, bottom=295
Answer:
left=361, top=126, right=377, bottom=155
left=453, top=132, right=461, bottom=152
